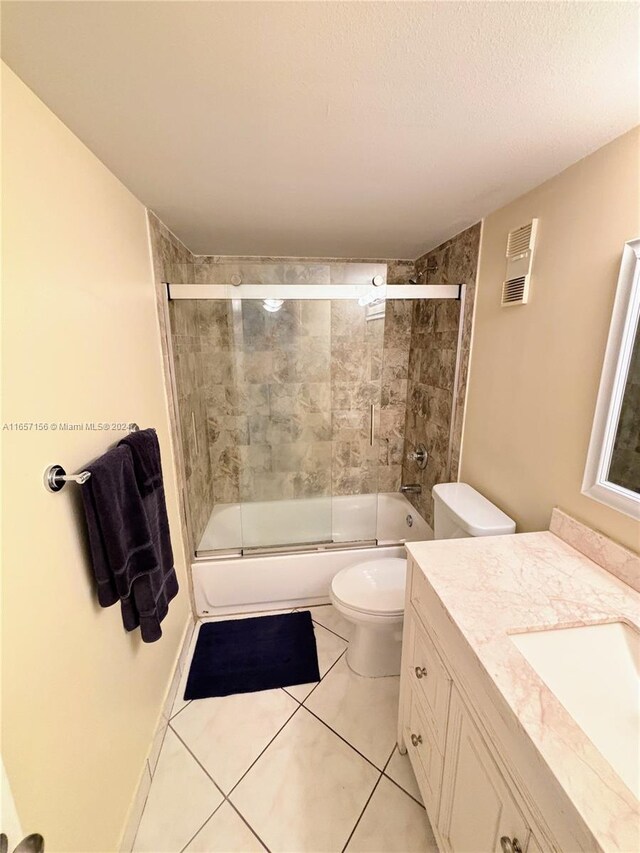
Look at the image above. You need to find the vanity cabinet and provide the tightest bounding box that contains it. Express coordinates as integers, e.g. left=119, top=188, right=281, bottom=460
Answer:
left=437, top=687, right=531, bottom=853
left=399, top=557, right=549, bottom=853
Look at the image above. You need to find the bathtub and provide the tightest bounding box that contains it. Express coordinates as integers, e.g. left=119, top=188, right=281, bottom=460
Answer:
left=192, top=492, right=432, bottom=616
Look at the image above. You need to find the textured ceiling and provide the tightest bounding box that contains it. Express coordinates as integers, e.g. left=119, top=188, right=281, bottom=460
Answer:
left=1, top=1, right=638, bottom=257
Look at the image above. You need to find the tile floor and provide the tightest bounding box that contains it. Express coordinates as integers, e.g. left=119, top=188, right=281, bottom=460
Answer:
left=132, top=605, right=439, bottom=853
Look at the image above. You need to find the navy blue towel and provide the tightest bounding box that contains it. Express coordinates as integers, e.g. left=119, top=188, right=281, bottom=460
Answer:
left=81, top=429, right=178, bottom=643
left=184, top=611, right=320, bottom=699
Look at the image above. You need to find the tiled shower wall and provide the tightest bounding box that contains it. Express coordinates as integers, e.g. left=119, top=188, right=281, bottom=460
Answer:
left=148, top=213, right=214, bottom=548
left=401, top=223, right=482, bottom=526
left=151, top=211, right=481, bottom=548
left=177, top=261, right=415, bottom=514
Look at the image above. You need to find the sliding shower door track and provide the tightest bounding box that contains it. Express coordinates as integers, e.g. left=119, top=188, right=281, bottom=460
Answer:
left=194, top=539, right=383, bottom=560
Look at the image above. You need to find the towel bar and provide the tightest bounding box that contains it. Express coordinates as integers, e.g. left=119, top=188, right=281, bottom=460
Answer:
left=44, top=423, right=140, bottom=492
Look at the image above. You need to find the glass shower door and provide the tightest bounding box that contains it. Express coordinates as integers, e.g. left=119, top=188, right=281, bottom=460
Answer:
left=235, top=297, right=334, bottom=549
left=328, top=295, right=385, bottom=546
left=235, top=293, right=386, bottom=551
left=169, top=287, right=387, bottom=555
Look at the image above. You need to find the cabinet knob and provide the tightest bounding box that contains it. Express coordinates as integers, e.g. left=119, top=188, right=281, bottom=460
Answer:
left=414, top=666, right=428, bottom=679
left=410, top=733, right=422, bottom=747
left=500, top=837, right=523, bottom=853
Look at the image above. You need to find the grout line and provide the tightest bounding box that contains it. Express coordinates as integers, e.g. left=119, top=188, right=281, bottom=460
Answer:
left=281, top=685, right=303, bottom=703
left=381, top=770, right=426, bottom=809
left=169, top=725, right=227, bottom=799
left=225, top=798, right=272, bottom=852
left=208, top=649, right=350, bottom=801
left=302, top=705, right=384, bottom=774
left=381, top=744, right=396, bottom=773
left=178, top=800, right=226, bottom=853
left=222, top=648, right=350, bottom=796
left=293, top=606, right=351, bottom=642
left=226, top=704, right=303, bottom=798
left=169, top=698, right=193, bottom=722
left=286, top=647, right=347, bottom=704
left=340, top=770, right=384, bottom=853
left=380, top=744, right=425, bottom=808
left=309, top=618, right=350, bottom=643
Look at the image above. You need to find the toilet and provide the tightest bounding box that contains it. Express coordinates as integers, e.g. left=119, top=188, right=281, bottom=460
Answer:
left=330, top=483, right=516, bottom=677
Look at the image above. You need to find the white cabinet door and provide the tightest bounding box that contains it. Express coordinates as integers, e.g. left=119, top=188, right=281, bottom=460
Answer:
left=403, top=686, right=444, bottom=816
left=438, top=687, right=531, bottom=853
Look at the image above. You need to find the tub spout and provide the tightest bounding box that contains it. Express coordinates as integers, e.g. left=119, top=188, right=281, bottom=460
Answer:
left=400, top=484, right=422, bottom=495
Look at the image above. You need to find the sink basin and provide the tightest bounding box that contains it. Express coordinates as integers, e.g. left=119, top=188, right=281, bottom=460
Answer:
left=511, top=621, right=640, bottom=798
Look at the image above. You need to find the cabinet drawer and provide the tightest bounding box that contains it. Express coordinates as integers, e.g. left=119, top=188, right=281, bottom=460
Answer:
left=405, top=608, right=451, bottom=753
left=403, top=686, right=444, bottom=817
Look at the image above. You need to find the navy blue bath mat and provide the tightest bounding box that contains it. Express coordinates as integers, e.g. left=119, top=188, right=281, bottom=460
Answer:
left=184, top=611, right=320, bottom=700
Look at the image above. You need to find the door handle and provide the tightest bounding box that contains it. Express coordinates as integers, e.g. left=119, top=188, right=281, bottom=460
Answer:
left=370, top=403, right=375, bottom=446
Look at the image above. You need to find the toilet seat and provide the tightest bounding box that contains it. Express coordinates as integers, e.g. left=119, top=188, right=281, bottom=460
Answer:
left=331, top=557, right=406, bottom=617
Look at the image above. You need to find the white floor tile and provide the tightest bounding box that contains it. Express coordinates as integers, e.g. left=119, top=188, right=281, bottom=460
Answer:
left=385, top=747, right=423, bottom=804
left=184, top=802, right=267, bottom=852
left=304, top=654, right=400, bottom=769
left=133, top=729, right=223, bottom=853
left=345, top=776, right=438, bottom=852
left=304, top=604, right=354, bottom=641
left=283, top=622, right=347, bottom=702
left=230, top=707, right=379, bottom=852
left=171, top=687, right=299, bottom=793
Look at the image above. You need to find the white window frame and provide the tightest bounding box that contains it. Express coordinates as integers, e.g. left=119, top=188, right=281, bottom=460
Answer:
left=582, top=238, right=640, bottom=520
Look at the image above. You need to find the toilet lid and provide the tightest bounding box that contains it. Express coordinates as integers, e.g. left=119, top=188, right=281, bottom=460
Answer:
left=331, top=558, right=407, bottom=616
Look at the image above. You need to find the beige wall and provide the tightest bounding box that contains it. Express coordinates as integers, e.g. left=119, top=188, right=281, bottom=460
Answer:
left=1, top=65, right=190, bottom=851
left=461, top=127, right=640, bottom=552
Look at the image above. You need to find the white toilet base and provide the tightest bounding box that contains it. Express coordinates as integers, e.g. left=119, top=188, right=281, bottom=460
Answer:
left=341, top=613, right=404, bottom=678
left=346, top=623, right=403, bottom=677
left=330, top=557, right=406, bottom=678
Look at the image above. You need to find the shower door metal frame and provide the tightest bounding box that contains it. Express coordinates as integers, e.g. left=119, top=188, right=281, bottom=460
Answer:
left=166, top=283, right=462, bottom=301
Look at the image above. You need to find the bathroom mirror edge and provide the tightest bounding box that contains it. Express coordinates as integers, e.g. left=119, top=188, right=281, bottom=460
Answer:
left=582, top=237, right=640, bottom=520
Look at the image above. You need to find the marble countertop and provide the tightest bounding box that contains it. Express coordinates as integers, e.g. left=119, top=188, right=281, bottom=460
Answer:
left=406, top=516, right=640, bottom=852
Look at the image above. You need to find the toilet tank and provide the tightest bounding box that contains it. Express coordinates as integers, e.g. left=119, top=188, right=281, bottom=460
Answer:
left=432, top=483, right=516, bottom=540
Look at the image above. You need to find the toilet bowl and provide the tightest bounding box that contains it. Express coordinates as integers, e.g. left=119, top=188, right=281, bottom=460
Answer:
left=330, top=483, right=516, bottom=678
left=330, top=557, right=406, bottom=678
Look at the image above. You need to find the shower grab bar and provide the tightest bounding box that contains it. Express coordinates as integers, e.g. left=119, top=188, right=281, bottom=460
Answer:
left=43, top=423, right=140, bottom=492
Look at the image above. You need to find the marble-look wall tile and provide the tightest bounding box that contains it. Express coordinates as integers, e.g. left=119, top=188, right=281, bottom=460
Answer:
left=386, top=259, right=416, bottom=285
left=162, top=244, right=417, bottom=547
left=148, top=212, right=213, bottom=552
left=402, top=223, right=481, bottom=525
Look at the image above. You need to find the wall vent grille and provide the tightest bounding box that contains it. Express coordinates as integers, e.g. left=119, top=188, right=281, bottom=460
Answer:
left=502, top=218, right=538, bottom=307
left=502, top=276, right=528, bottom=305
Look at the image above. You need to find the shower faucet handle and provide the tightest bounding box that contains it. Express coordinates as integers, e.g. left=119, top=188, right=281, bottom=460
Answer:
left=406, top=444, right=428, bottom=469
